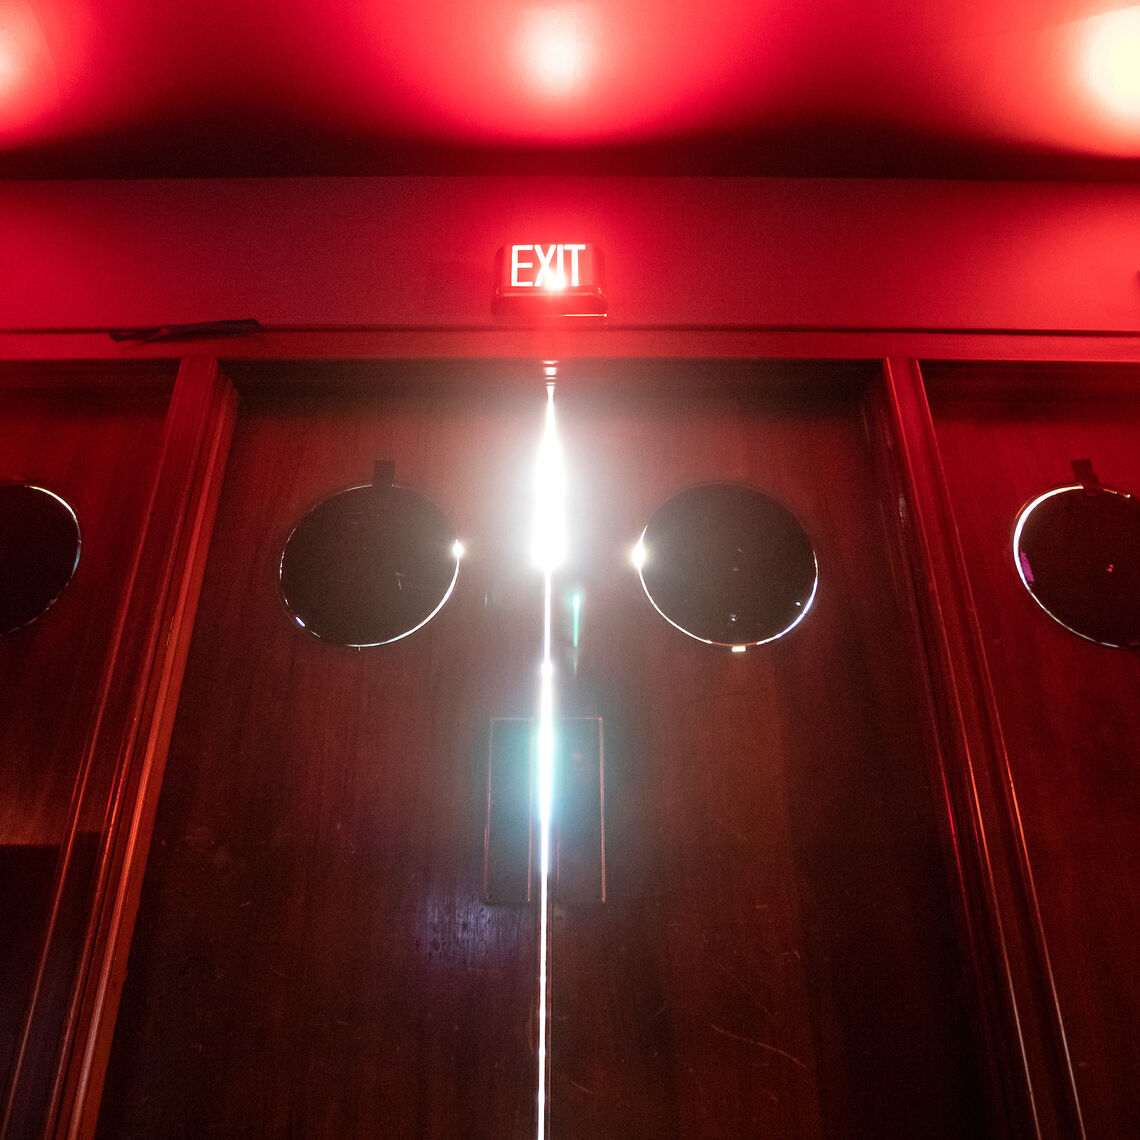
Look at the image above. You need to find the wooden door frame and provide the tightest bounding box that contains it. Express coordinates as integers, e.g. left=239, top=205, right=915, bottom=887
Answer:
left=3, top=328, right=1138, bottom=1139
left=0, top=356, right=237, bottom=1140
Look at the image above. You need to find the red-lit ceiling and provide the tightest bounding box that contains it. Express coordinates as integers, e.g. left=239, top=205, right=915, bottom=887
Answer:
left=1, top=0, right=1139, bottom=178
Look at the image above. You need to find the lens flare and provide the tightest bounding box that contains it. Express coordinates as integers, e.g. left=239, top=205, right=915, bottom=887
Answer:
left=532, top=384, right=567, bottom=572
left=532, top=379, right=564, bottom=1140
left=1085, top=6, right=1140, bottom=118
left=0, top=1, right=61, bottom=134
left=516, top=4, right=600, bottom=98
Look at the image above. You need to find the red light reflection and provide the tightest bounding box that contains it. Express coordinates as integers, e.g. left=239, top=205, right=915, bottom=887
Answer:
left=0, top=1, right=58, bottom=138
left=279, top=0, right=771, bottom=143
left=1085, top=6, right=1140, bottom=119
left=3, top=0, right=1140, bottom=171
left=516, top=4, right=600, bottom=99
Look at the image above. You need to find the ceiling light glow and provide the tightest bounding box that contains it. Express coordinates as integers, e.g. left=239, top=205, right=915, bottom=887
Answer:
left=1085, top=6, right=1140, bottom=117
left=0, top=44, right=17, bottom=96
left=0, top=1, right=66, bottom=138
left=0, top=5, right=29, bottom=98
left=532, top=384, right=567, bottom=571
left=517, top=4, right=600, bottom=98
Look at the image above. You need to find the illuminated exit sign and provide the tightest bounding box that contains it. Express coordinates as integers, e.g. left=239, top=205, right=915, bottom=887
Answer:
left=493, top=243, right=606, bottom=319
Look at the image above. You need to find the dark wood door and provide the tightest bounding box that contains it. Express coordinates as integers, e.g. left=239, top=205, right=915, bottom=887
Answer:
left=927, top=362, right=1140, bottom=1139
left=99, top=363, right=986, bottom=1138
left=0, top=373, right=170, bottom=1136
left=99, top=374, right=546, bottom=1139
left=549, top=372, right=984, bottom=1138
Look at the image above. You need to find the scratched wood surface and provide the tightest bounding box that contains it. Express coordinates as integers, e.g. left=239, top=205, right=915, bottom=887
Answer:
left=927, top=362, right=1140, bottom=1139
left=98, top=375, right=547, bottom=1139
left=97, top=363, right=987, bottom=1138
left=0, top=376, right=169, bottom=1105
left=549, top=369, right=986, bottom=1138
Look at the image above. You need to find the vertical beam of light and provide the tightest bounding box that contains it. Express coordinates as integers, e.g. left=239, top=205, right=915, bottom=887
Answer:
left=533, top=377, right=565, bottom=1140
left=570, top=591, right=581, bottom=649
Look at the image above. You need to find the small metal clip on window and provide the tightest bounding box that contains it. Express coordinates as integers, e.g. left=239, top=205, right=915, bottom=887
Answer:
left=1071, top=458, right=1102, bottom=496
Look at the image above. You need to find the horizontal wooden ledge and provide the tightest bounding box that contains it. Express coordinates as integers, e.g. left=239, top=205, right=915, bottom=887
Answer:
left=2, top=327, right=1140, bottom=366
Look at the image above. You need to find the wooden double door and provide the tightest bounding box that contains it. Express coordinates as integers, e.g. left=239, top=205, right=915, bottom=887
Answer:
left=96, top=362, right=985, bottom=1138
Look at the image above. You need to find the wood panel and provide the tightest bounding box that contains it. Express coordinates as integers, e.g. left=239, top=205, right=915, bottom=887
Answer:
left=927, top=362, right=1140, bottom=1139
left=99, top=374, right=549, bottom=1139
left=545, top=368, right=987, bottom=1137
left=0, top=370, right=171, bottom=1132
left=96, top=360, right=993, bottom=1138
left=5, top=329, right=1140, bottom=370
left=2, top=341, right=1134, bottom=1138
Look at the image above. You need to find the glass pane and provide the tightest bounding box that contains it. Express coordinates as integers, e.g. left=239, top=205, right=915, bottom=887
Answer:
left=1014, top=483, right=1140, bottom=648
left=0, top=483, right=81, bottom=636
left=635, top=482, right=818, bottom=647
left=279, top=480, right=461, bottom=646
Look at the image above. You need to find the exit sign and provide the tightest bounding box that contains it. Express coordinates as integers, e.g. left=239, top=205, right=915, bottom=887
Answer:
left=493, top=243, right=606, bottom=318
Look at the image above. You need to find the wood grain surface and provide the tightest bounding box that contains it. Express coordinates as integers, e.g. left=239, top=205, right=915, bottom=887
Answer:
left=100, top=375, right=547, bottom=1139
left=928, top=362, right=1140, bottom=1139
left=547, top=372, right=984, bottom=1138
left=0, top=372, right=170, bottom=1128
left=98, top=362, right=987, bottom=1137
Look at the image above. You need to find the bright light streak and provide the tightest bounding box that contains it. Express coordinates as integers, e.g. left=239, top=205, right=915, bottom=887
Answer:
left=1085, top=6, right=1140, bottom=117
left=452, top=539, right=465, bottom=560
left=517, top=4, right=601, bottom=98
left=533, top=380, right=564, bottom=1140
left=571, top=591, right=582, bottom=648
left=630, top=539, right=646, bottom=570
left=535, top=658, right=554, bottom=1140
left=532, top=384, right=567, bottom=572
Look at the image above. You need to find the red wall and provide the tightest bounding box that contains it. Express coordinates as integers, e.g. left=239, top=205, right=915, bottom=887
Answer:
left=2, top=177, right=1139, bottom=332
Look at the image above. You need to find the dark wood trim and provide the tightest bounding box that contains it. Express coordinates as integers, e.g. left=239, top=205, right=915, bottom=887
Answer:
left=863, top=370, right=1015, bottom=1137
left=0, top=358, right=239, bottom=1140
left=1, top=328, right=1140, bottom=366
left=881, top=356, right=1086, bottom=1140
left=5, top=337, right=1133, bottom=1137
left=62, top=357, right=236, bottom=1140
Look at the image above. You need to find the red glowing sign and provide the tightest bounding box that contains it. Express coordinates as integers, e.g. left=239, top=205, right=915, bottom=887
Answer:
left=494, top=243, right=606, bottom=318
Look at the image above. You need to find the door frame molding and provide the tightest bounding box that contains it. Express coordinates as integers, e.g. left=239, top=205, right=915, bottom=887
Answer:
left=3, top=329, right=1137, bottom=1139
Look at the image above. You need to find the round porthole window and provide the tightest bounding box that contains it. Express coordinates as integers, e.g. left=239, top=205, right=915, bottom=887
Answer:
left=1013, top=482, right=1140, bottom=649
left=279, top=478, right=462, bottom=647
left=0, top=483, right=81, bottom=635
left=634, top=482, right=818, bottom=648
